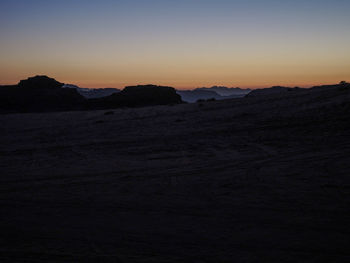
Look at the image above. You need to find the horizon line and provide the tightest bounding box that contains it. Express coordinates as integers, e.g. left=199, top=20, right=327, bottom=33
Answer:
left=1, top=76, right=347, bottom=91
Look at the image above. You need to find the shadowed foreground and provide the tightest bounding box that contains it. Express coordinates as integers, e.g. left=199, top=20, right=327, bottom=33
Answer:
left=1, top=86, right=350, bottom=262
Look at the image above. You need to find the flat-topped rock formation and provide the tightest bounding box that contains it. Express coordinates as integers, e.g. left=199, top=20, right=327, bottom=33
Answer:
left=0, top=76, right=85, bottom=113
left=89, top=84, right=182, bottom=109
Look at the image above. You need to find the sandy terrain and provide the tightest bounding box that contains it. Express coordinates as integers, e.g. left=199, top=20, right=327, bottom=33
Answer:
left=1, top=87, right=350, bottom=262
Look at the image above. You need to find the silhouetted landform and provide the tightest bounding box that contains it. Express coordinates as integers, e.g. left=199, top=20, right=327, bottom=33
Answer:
left=246, top=86, right=301, bottom=97
left=177, top=86, right=251, bottom=103
left=196, top=86, right=251, bottom=96
left=0, top=76, right=182, bottom=113
left=176, top=89, right=223, bottom=103
left=1, top=80, right=350, bottom=262
left=0, top=76, right=85, bottom=113
left=1, top=77, right=349, bottom=114
left=63, top=84, right=120, bottom=98
left=246, top=82, right=350, bottom=98
left=89, top=84, right=182, bottom=109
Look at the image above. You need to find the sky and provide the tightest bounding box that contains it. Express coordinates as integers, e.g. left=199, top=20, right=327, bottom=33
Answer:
left=0, top=0, right=349, bottom=89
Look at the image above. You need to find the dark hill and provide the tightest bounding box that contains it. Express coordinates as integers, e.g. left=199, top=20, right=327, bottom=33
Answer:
left=245, top=86, right=300, bottom=97
left=89, top=84, right=182, bottom=109
left=246, top=82, right=350, bottom=98
left=0, top=76, right=86, bottom=113
left=18, top=75, right=64, bottom=90
left=0, top=78, right=183, bottom=113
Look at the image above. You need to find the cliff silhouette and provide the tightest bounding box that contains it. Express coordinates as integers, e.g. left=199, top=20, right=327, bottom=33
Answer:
left=0, top=76, right=182, bottom=113
left=89, top=84, right=182, bottom=109
left=0, top=76, right=85, bottom=113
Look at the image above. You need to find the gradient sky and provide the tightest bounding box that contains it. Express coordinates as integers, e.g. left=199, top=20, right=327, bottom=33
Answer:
left=1, top=0, right=349, bottom=89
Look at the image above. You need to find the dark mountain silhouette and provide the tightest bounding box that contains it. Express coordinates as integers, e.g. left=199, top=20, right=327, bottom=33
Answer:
left=245, top=82, right=350, bottom=103
left=18, top=75, right=63, bottom=90
left=245, top=86, right=301, bottom=97
left=177, top=86, right=251, bottom=103
left=0, top=76, right=86, bottom=113
left=246, top=82, right=350, bottom=98
left=311, top=81, right=350, bottom=91
left=90, top=84, right=182, bottom=109
left=2, top=76, right=348, bottom=114
left=176, top=90, right=223, bottom=103
left=196, top=86, right=251, bottom=96
left=0, top=77, right=183, bottom=113
left=63, top=84, right=120, bottom=98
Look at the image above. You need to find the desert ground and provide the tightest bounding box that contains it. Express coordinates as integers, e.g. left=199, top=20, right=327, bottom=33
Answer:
left=1, top=87, right=350, bottom=262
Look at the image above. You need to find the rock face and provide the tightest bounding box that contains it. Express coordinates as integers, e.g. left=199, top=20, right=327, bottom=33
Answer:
left=0, top=76, right=86, bottom=113
left=89, top=84, right=182, bottom=109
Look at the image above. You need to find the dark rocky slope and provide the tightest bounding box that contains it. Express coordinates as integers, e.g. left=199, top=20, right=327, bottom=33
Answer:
left=0, top=82, right=350, bottom=262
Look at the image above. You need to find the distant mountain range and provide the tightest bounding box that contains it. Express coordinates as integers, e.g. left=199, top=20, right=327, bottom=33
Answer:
left=177, top=86, right=251, bottom=103
left=63, top=84, right=120, bottom=99
left=64, top=84, right=251, bottom=102
left=196, top=86, right=251, bottom=96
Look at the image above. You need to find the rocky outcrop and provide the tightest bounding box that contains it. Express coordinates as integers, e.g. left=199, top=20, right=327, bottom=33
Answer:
left=18, top=75, right=64, bottom=90
left=0, top=76, right=86, bottom=113
left=89, top=85, right=182, bottom=109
